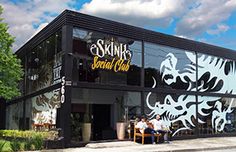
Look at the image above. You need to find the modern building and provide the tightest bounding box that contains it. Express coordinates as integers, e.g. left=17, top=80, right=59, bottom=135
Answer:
left=3, top=10, right=236, bottom=146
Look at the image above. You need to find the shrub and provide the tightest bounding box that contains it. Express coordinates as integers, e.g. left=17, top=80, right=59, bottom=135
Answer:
left=24, top=139, right=33, bottom=151
left=0, top=130, right=58, bottom=140
left=10, top=139, right=20, bottom=152
left=32, top=135, right=43, bottom=150
left=19, top=142, right=25, bottom=151
left=0, top=141, right=6, bottom=152
left=0, top=130, right=60, bottom=150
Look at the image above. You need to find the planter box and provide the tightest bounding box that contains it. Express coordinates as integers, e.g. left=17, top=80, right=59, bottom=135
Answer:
left=116, top=122, right=126, bottom=140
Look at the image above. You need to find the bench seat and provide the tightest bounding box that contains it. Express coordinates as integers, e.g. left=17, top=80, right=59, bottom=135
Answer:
left=133, top=127, right=161, bottom=144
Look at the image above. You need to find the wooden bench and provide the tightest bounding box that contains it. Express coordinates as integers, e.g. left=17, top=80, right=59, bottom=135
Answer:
left=133, top=127, right=161, bottom=144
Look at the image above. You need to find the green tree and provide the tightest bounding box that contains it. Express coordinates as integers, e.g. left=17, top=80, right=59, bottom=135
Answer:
left=0, top=5, right=23, bottom=100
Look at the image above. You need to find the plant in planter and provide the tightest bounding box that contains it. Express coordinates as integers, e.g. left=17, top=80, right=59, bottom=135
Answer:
left=115, top=97, right=127, bottom=140
left=71, top=113, right=82, bottom=141
left=82, top=113, right=91, bottom=142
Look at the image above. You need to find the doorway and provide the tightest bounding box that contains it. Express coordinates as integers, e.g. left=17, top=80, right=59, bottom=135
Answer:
left=92, top=104, right=115, bottom=140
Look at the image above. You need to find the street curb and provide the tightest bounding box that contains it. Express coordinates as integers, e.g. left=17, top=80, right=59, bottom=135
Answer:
left=85, top=143, right=236, bottom=152
left=157, top=145, right=236, bottom=152
left=39, top=145, right=236, bottom=152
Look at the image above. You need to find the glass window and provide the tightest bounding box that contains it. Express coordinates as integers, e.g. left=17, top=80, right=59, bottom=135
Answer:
left=144, top=42, right=196, bottom=91
left=29, top=89, right=61, bottom=128
left=197, top=53, right=236, bottom=95
left=71, top=88, right=141, bottom=120
left=18, top=56, right=26, bottom=95
left=144, top=92, right=196, bottom=137
left=72, top=28, right=141, bottom=86
left=25, top=98, right=32, bottom=130
left=26, top=31, right=62, bottom=93
left=198, top=96, right=236, bottom=135
left=6, top=101, right=24, bottom=130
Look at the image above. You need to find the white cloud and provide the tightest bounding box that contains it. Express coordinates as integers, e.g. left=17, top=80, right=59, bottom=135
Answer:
left=197, top=38, right=207, bottom=43
left=80, top=0, right=192, bottom=28
left=0, top=0, right=235, bottom=52
left=80, top=0, right=236, bottom=39
left=0, top=0, right=76, bottom=52
left=175, top=35, right=188, bottom=39
left=30, top=22, right=49, bottom=40
left=175, top=0, right=236, bottom=37
left=207, top=24, right=230, bottom=35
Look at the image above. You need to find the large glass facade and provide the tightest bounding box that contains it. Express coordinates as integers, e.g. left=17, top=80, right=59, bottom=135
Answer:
left=144, top=92, right=196, bottom=137
left=6, top=101, right=23, bottom=130
left=7, top=20, right=236, bottom=142
left=30, top=89, right=61, bottom=128
left=25, top=98, right=32, bottom=130
left=26, top=30, right=62, bottom=93
left=143, top=43, right=236, bottom=137
left=72, top=28, right=142, bottom=86
left=198, top=96, right=236, bottom=135
left=6, top=89, right=61, bottom=130
left=144, top=42, right=196, bottom=90
left=197, top=53, right=236, bottom=95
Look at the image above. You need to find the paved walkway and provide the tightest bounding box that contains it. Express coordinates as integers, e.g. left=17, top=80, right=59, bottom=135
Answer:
left=42, top=137, right=236, bottom=152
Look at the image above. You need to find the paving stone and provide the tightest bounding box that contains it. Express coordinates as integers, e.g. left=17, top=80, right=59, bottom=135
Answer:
left=41, top=137, right=236, bottom=152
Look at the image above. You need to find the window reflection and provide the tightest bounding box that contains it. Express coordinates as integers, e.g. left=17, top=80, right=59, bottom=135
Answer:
left=198, top=96, right=236, bottom=135
left=144, top=42, right=196, bottom=90
left=26, top=31, right=62, bottom=93
left=144, top=92, right=196, bottom=137
left=6, top=102, right=24, bottom=130
left=197, top=53, right=236, bottom=95
left=72, top=28, right=141, bottom=86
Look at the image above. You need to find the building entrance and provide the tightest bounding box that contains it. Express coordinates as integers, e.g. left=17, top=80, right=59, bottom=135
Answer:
left=71, top=88, right=141, bottom=142
left=92, top=104, right=114, bottom=140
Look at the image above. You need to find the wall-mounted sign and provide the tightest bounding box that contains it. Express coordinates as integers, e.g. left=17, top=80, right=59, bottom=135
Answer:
left=90, top=38, right=132, bottom=72
left=53, top=53, right=62, bottom=85
left=61, top=76, right=65, bottom=103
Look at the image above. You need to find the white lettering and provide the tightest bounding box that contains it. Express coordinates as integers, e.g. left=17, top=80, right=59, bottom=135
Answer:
left=96, top=39, right=105, bottom=57
left=90, top=38, right=132, bottom=60
left=61, top=76, right=65, bottom=103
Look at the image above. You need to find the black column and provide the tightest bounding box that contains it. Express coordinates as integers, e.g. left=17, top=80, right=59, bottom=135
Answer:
left=22, top=100, right=26, bottom=130
left=195, top=51, right=199, bottom=137
left=57, top=25, right=73, bottom=147
left=141, top=41, right=145, bottom=115
left=0, top=98, right=6, bottom=129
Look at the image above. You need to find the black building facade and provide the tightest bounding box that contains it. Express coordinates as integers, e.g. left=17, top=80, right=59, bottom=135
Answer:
left=5, top=10, right=236, bottom=145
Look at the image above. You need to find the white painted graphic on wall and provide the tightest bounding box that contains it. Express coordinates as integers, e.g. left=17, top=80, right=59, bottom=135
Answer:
left=146, top=52, right=236, bottom=136
left=32, top=90, right=60, bottom=124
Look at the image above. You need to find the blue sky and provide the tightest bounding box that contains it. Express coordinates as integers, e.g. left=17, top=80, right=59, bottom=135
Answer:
left=0, top=0, right=236, bottom=52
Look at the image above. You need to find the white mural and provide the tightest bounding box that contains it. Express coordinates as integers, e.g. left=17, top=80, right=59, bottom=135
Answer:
left=32, top=89, right=61, bottom=124
left=146, top=52, right=236, bottom=136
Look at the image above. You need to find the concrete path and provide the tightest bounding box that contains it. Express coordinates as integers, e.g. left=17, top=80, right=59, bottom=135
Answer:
left=42, top=137, right=236, bottom=152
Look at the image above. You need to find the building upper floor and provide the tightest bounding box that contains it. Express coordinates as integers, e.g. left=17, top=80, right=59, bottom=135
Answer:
left=15, top=10, right=236, bottom=97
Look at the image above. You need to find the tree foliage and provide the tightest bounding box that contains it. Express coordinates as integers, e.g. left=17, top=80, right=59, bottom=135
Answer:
left=0, top=5, right=23, bottom=100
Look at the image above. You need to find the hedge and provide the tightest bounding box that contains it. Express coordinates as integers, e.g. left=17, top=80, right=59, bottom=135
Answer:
left=0, top=130, right=58, bottom=140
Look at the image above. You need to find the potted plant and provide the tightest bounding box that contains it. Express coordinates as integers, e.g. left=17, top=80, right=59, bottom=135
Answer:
left=116, top=97, right=127, bottom=140
left=82, top=113, right=91, bottom=142
left=71, top=113, right=82, bottom=141
left=116, top=119, right=126, bottom=140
